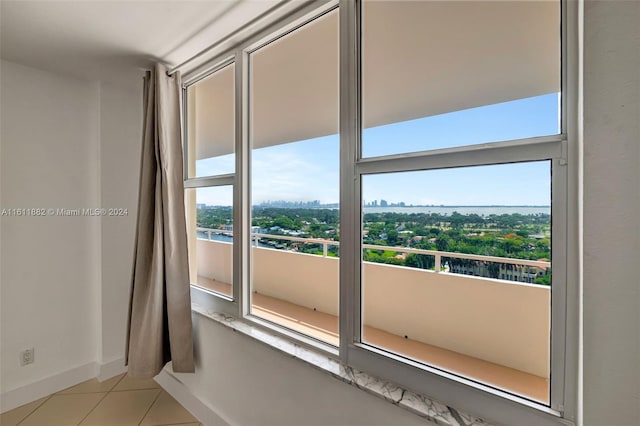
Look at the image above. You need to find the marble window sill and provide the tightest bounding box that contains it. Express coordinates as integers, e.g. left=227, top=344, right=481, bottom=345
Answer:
left=191, top=302, right=494, bottom=426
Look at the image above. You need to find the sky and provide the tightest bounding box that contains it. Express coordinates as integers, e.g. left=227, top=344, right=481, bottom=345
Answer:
left=195, top=93, right=559, bottom=207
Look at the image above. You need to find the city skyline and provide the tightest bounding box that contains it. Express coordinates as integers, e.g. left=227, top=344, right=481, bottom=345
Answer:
left=197, top=199, right=551, bottom=208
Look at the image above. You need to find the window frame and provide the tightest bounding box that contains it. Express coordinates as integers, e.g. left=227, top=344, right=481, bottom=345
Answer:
left=243, top=4, right=341, bottom=349
left=183, top=58, right=240, bottom=316
left=184, top=0, right=343, bottom=356
left=182, top=0, right=579, bottom=424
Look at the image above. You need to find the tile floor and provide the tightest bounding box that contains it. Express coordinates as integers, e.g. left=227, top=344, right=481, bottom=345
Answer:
left=1, top=374, right=201, bottom=426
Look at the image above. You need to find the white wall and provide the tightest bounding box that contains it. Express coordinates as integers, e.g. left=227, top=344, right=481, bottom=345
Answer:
left=173, top=314, right=433, bottom=426
left=582, top=1, right=640, bottom=425
left=98, top=82, right=142, bottom=366
left=0, top=60, right=101, bottom=393
left=0, top=61, right=142, bottom=409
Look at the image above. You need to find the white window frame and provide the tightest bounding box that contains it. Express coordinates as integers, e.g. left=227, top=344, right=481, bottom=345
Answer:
left=185, top=0, right=342, bottom=354
left=241, top=4, right=342, bottom=353
left=183, top=58, right=240, bottom=317
left=182, top=1, right=579, bottom=424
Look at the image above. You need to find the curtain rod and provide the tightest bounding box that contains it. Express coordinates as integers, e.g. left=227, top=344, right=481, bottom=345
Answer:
left=167, top=0, right=295, bottom=76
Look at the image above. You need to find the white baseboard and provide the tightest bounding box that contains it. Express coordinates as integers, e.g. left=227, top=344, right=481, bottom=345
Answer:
left=154, top=369, right=230, bottom=426
left=97, top=357, right=127, bottom=382
left=0, top=362, right=98, bottom=413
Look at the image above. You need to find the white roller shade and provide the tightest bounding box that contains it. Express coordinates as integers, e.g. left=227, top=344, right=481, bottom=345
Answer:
left=362, top=1, right=560, bottom=129
left=190, top=63, right=235, bottom=161
left=250, top=9, right=339, bottom=150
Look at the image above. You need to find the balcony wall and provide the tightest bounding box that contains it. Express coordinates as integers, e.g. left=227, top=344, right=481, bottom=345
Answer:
left=196, top=239, right=549, bottom=378
left=253, top=246, right=340, bottom=317
left=197, top=239, right=233, bottom=285
left=362, top=262, right=549, bottom=378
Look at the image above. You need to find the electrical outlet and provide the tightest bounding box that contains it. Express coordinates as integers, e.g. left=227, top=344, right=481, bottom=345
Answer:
left=20, top=348, right=35, bottom=366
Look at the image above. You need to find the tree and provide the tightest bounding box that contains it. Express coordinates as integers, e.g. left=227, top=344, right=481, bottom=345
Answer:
left=386, top=230, right=399, bottom=246
left=405, top=253, right=435, bottom=270
left=272, top=216, right=297, bottom=230
left=435, top=236, right=451, bottom=251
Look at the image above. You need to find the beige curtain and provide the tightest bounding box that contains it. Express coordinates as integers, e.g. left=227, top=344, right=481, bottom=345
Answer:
left=126, top=64, right=194, bottom=378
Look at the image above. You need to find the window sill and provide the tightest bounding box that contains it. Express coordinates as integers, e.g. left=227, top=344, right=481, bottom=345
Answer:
left=191, top=301, right=494, bottom=426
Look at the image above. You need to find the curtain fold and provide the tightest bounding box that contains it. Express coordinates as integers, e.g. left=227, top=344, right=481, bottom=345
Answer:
left=126, top=63, right=194, bottom=378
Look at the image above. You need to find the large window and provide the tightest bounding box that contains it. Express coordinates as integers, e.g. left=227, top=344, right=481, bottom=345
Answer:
left=360, top=163, right=552, bottom=403
left=353, top=0, right=561, bottom=404
left=248, top=8, right=340, bottom=345
left=182, top=1, right=576, bottom=424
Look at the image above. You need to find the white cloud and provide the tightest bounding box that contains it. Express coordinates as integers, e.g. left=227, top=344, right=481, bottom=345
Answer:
left=251, top=146, right=338, bottom=204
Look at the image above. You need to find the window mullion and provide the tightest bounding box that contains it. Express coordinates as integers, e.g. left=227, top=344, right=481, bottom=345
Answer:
left=182, top=85, right=189, bottom=182
left=554, top=0, right=579, bottom=418
left=356, top=137, right=564, bottom=176
left=237, top=48, right=251, bottom=317
left=550, top=158, right=568, bottom=414
left=184, top=175, right=235, bottom=188
left=339, top=0, right=361, bottom=362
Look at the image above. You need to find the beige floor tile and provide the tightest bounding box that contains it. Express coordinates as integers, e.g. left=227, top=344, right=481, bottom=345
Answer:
left=58, top=373, right=125, bottom=394
left=0, top=396, right=49, bottom=426
left=112, top=374, right=161, bottom=391
left=79, top=389, right=161, bottom=426
left=159, top=423, right=200, bottom=426
left=148, top=423, right=200, bottom=426
left=19, top=393, right=105, bottom=426
left=140, top=391, right=198, bottom=425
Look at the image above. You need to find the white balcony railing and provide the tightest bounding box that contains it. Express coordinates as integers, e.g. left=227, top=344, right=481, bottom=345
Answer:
left=197, top=227, right=551, bottom=275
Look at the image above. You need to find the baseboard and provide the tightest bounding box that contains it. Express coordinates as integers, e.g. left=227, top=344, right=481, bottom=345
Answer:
left=0, top=362, right=98, bottom=413
left=155, top=368, right=230, bottom=426
left=97, top=357, right=127, bottom=382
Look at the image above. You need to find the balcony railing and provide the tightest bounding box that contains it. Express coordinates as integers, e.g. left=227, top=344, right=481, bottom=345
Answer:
left=197, top=227, right=551, bottom=280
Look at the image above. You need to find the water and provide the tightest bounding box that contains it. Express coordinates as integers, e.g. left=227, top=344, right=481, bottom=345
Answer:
left=197, top=231, right=274, bottom=249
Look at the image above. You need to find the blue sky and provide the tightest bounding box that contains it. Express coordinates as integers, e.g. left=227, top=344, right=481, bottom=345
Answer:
left=196, top=93, right=559, bottom=206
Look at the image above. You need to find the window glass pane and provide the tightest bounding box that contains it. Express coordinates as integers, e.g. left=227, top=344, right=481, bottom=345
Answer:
left=249, top=10, right=339, bottom=345
left=187, top=63, right=235, bottom=177
left=361, top=162, right=551, bottom=404
left=186, top=186, right=233, bottom=298
left=361, top=0, right=560, bottom=157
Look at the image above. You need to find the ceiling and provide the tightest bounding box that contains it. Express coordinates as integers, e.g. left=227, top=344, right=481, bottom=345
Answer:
left=0, top=0, right=288, bottom=87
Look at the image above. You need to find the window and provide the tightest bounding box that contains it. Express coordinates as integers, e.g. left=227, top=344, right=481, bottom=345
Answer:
left=182, top=0, right=577, bottom=424
left=184, top=62, right=237, bottom=300
left=247, top=7, right=340, bottom=345
left=352, top=0, right=561, bottom=405
left=360, top=163, right=552, bottom=403
left=186, top=186, right=234, bottom=298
